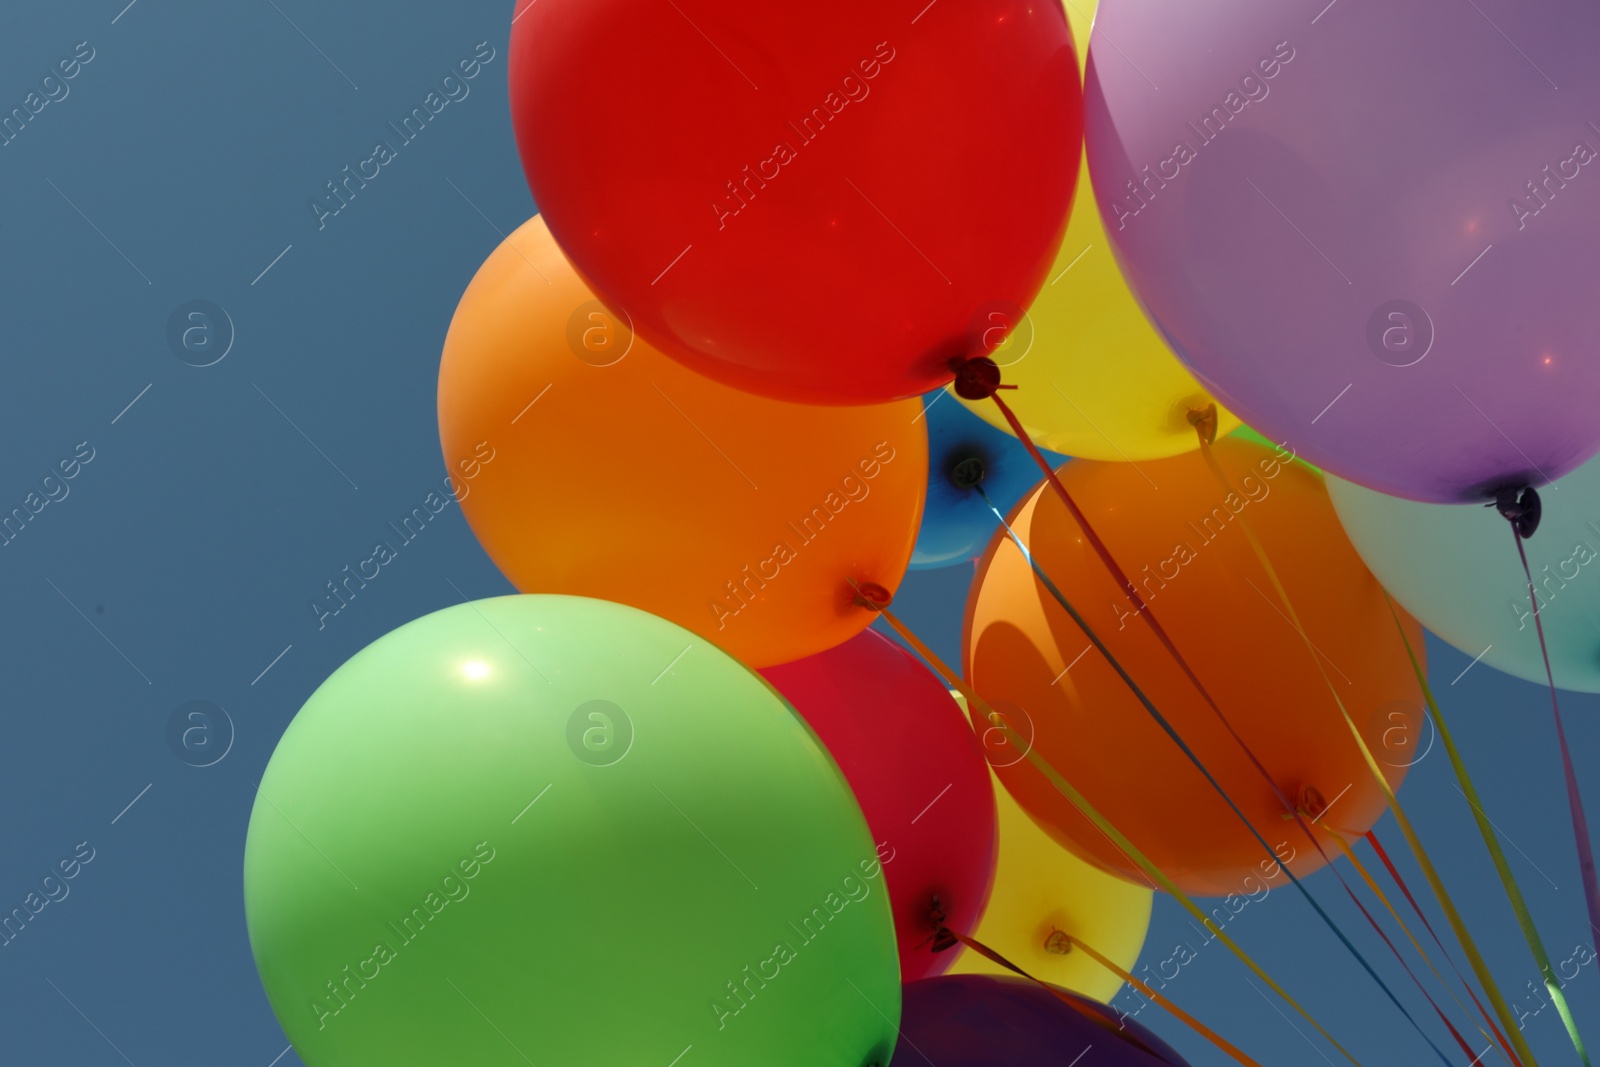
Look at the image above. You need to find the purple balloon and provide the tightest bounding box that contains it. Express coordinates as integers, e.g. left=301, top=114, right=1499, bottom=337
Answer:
left=1085, top=0, right=1600, bottom=502
left=894, top=974, right=1190, bottom=1066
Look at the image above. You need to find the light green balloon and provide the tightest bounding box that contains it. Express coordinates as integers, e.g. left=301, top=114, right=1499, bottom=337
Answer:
left=244, top=595, right=899, bottom=1067
left=1228, top=422, right=1321, bottom=475
left=1327, top=462, right=1600, bottom=693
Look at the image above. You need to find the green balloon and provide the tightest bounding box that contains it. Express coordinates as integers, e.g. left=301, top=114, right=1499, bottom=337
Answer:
left=244, top=595, right=899, bottom=1067
left=1228, top=421, right=1322, bottom=475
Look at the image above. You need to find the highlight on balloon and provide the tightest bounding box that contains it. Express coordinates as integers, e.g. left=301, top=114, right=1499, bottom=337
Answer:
left=229, top=1, right=1600, bottom=1066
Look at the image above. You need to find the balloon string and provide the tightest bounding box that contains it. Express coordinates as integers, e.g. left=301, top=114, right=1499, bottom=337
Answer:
left=1324, top=824, right=1518, bottom=1066
left=1194, top=430, right=1546, bottom=1063
left=985, top=393, right=1266, bottom=772
left=1361, top=830, right=1526, bottom=1067
left=1386, top=591, right=1581, bottom=1067
left=1178, top=419, right=1543, bottom=1067
left=1059, top=932, right=1268, bottom=1067
left=1325, top=865, right=1487, bottom=1066
left=986, top=393, right=1417, bottom=992
left=851, top=581, right=1371, bottom=1067
left=1510, top=525, right=1600, bottom=971
left=1186, top=427, right=1541, bottom=1066
left=981, top=375, right=1463, bottom=1059
left=925, top=923, right=1158, bottom=1052
left=933, top=922, right=1267, bottom=1067
left=974, top=484, right=1463, bottom=1067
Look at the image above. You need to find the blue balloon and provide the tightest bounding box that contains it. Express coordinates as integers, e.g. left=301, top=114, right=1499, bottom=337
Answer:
left=911, top=392, right=1067, bottom=570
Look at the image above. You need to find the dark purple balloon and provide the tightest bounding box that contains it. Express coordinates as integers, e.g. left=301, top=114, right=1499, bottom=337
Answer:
left=1085, top=0, right=1600, bottom=502
left=894, top=974, right=1190, bottom=1066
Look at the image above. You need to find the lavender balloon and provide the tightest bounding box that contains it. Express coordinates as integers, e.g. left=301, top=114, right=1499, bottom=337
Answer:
left=895, top=974, right=1190, bottom=1065
left=1085, top=0, right=1600, bottom=502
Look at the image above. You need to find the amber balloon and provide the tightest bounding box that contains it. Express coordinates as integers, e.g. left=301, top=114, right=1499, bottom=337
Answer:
left=946, top=761, right=1151, bottom=1004
left=964, top=439, right=1426, bottom=897
left=439, top=218, right=927, bottom=668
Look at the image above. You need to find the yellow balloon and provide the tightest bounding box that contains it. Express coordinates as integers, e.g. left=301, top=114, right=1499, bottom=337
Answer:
left=946, top=756, right=1153, bottom=1003
left=956, top=0, right=1238, bottom=461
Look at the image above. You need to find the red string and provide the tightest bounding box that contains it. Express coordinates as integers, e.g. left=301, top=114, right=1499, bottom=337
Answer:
left=983, top=390, right=1315, bottom=828
left=978, top=384, right=1483, bottom=1062
left=1367, top=831, right=1524, bottom=1067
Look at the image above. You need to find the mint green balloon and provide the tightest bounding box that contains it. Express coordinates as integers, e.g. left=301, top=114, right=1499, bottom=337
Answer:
left=1328, top=461, right=1600, bottom=693
left=244, top=595, right=899, bottom=1067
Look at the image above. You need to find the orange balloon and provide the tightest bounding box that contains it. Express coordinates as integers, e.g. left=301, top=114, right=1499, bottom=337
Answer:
left=438, top=217, right=927, bottom=668
left=964, top=438, right=1427, bottom=897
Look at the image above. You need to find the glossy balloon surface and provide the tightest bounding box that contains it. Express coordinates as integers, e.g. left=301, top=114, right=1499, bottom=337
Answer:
left=438, top=216, right=927, bottom=668
left=1086, top=0, right=1600, bottom=500
left=245, top=595, right=900, bottom=1067
left=511, top=0, right=1083, bottom=403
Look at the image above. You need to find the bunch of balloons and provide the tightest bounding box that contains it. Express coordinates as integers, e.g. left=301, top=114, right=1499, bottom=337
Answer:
left=239, top=0, right=1600, bottom=1062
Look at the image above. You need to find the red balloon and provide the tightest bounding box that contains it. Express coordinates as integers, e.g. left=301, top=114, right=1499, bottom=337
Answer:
left=510, top=0, right=1082, bottom=404
left=763, top=630, right=997, bottom=981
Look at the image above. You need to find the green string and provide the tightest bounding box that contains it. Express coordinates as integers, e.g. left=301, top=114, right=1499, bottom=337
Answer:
left=1387, top=593, right=1589, bottom=1066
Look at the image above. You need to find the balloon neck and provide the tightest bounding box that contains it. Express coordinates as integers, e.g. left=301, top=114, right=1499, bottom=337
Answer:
left=1043, top=928, right=1074, bottom=956
left=850, top=580, right=892, bottom=612
left=949, top=453, right=987, bottom=490
left=1492, top=485, right=1541, bottom=539
left=1285, top=783, right=1327, bottom=822
left=926, top=895, right=960, bottom=953
left=1186, top=402, right=1219, bottom=446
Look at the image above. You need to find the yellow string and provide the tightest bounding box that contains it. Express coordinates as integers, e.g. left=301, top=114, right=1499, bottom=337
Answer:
left=1323, top=825, right=1514, bottom=1066
left=1386, top=596, right=1588, bottom=1066
left=1062, top=933, right=1267, bottom=1067
left=935, top=924, right=1264, bottom=1066
left=856, top=585, right=1368, bottom=1067
left=1193, top=437, right=1541, bottom=1067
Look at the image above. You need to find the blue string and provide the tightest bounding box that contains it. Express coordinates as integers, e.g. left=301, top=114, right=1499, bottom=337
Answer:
left=976, top=486, right=1460, bottom=1067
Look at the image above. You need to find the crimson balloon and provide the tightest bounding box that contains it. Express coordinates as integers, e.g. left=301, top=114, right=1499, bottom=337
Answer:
left=510, top=0, right=1083, bottom=404
left=763, top=630, right=997, bottom=981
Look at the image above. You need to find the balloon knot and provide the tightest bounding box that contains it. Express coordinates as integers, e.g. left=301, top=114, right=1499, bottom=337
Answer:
left=851, top=581, right=892, bottom=611
left=949, top=454, right=987, bottom=490
left=951, top=357, right=1015, bottom=400
left=1492, top=485, right=1542, bottom=539
left=1292, top=784, right=1327, bottom=822
left=927, top=896, right=961, bottom=953
left=1187, top=403, right=1219, bottom=445
left=1043, top=929, right=1074, bottom=956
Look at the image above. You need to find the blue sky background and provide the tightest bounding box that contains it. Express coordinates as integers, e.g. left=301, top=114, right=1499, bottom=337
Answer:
left=1, top=2, right=1597, bottom=1065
